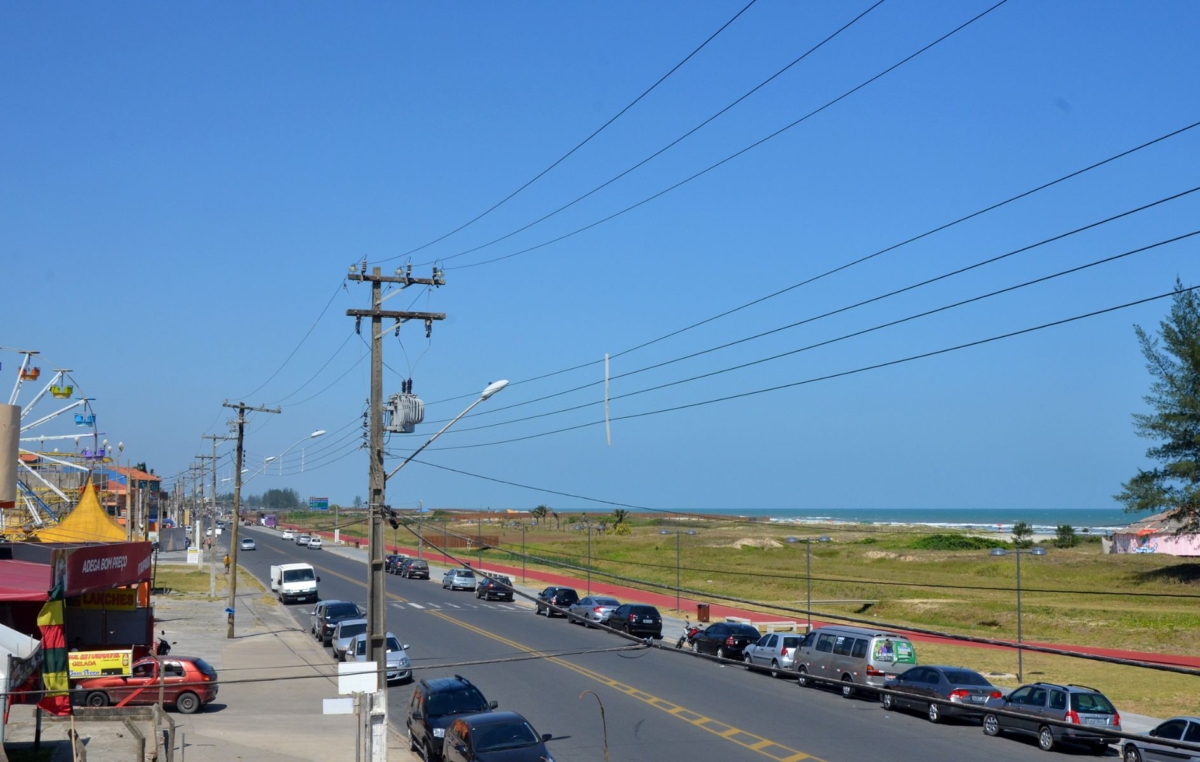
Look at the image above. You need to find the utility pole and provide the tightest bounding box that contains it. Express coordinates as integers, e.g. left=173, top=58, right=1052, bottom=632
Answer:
left=222, top=401, right=280, bottom=639
left=347, top=263, right=445, bottom=762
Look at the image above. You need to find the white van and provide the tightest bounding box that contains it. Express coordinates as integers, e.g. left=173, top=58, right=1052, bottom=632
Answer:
left=270, top=563, right=320, bottom=604
left=794, top=625, right=917, bottom=697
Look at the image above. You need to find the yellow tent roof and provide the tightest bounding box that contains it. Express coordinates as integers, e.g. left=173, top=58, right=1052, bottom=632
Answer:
left=36, top=481, right=128, bottom=543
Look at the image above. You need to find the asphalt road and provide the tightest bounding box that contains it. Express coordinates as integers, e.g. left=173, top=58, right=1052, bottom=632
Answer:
left=228, top=526, right=1110, bottom=762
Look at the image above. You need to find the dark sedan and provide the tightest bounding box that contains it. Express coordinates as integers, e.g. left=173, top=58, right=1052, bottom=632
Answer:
left=475, top=575, right=515, bottom=602
left=690, top=622, right=761, bottom=659
left=443, top=711, right=554, bottom=762
left=607, top=604, right=663, bottom=639
left=385, top=554, right=408, bottom=574
left=880, top=665, right=1001, bottom=722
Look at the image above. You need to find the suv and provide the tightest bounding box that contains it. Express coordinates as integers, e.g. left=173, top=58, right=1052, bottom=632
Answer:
left=311, top=600, right=364, bottom=644
left=535, top=587, right=578, bottom=617
left=983, top=682, right=1121, bottom=753
left=403, top=559, right=430, bottom=579
left=475, top=575, right=514, bottom=602
left=406, top=675, right=497, bottom=761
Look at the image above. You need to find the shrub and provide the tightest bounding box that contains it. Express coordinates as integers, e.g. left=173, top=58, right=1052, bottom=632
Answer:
left=908, top=534, right=1008, bottom=551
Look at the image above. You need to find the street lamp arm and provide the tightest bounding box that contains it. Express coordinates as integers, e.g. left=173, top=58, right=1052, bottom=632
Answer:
left=386, top=394, right=489, bottom=482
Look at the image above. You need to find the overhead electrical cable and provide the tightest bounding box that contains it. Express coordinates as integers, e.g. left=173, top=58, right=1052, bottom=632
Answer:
left=442, top=0, right=1010, bottom=271
left=371, top=0, right=762, bottom=265
left=268, top=329, right=357, bottom=406
left=413, top=0, right=889, bottom=268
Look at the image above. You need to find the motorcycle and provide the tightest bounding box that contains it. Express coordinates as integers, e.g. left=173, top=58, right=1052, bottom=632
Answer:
left=675, top=619, right=705, bottom=650
left=156, top=631, right=173, bottom=656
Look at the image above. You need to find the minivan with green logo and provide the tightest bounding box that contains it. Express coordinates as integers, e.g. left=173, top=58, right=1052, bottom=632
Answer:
left=794, top=625, right=917, bottom=697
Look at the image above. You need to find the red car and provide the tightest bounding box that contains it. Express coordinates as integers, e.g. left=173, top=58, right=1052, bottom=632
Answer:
left=77, top=656, right=218, bottom=714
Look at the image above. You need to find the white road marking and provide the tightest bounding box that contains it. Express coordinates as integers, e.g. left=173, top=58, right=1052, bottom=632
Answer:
left=408, top=603, right=425, bottom=609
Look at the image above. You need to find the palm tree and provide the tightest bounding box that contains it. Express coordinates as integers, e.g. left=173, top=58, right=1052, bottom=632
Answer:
left=612, top=509, right=629, bottom=530
left=551, top=510, right=560, bottom=531
left=531, top=505, right=548, bottom=525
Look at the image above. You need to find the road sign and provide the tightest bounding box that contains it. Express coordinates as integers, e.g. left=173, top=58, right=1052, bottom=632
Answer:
left=309, top=496, right=329, bottom=511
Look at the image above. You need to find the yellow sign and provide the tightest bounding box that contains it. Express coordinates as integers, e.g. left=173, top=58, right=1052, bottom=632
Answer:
left=68, top=649, right=133, bottom=679
left=77, top=588, right=137, bottom=610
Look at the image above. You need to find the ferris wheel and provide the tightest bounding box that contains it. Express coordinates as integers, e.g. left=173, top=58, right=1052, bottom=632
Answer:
left=2, top=349, right=104, bottom=531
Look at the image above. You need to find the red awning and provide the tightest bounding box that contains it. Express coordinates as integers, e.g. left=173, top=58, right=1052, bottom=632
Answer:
left=0, top=560, right=51, bottom=602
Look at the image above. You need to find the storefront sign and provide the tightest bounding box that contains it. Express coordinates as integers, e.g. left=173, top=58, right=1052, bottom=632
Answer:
left=187, top=548, right=200, bottom=564
left=76, top=588, right=137, bottom=610
left=68, top=649, right=133, bottom=679
left=52, top=543, right=153, bottom=598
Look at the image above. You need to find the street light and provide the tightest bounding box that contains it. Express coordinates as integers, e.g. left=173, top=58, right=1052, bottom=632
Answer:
left=242, top=430, right=326, bottom=486
left=385, top=381, right=507, bottom=482
left=787, top=535, right=831, bottom=633
left=989, top=545, right=1046, bottom=682
left=660, top=528, right=698, bottom=612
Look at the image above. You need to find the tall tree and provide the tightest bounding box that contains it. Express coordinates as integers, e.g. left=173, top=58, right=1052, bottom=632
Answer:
left=612, top=509, right=629, bottom=529
left=531, top=505, right=548, bottom=525
left=1116, top=282, right=1200, bottom=533
left=1011, top=521, right=1034, bottom=549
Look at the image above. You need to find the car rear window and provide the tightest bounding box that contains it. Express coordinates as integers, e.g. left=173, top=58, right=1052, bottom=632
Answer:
left=412, top=561, right=428, bottom=568
left=943, top=669, right=990, bottom=686
left=730, top=625, right=760, bottom=637
left=629, top=606, right=658, bottom=617
left=595, top=598, right=619, bottom=606
left=782, top=636, right=802, bottom=649
left=1071, top=693, right=1115, bottom=713
left=339, top=623, right=367, bottom=639
left=192, top=658, right=217, bottom=679
left=458, top=570, right=475, bottom=578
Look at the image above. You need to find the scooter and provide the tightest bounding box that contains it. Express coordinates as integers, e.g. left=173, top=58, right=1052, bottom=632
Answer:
left=156, top=630, right=173, bottom=656
left=675, top=619, right=705, bottom=650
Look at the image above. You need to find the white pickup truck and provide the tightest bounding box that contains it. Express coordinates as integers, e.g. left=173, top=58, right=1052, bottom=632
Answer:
left=270, top=563, right=320, bottom=604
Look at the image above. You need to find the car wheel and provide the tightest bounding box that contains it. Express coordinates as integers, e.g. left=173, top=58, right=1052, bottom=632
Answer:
left=421, top=740, right=435, bottom=762
left=770, top=659, right=781, bottom=679
left=982, top=713, right=1001, bottom=737
left=881, top=693, right=894, bottom=711
left=1123, top=745, right=1143, bottom=762
left=716, top=647, right=727, bottom=661
left=176, top=691, right=202, bottom=715
left=85, top=691, right=109, bottom=708
left=841, top=675, right=855, bottom=699
left=796, top=666, right=810, bottom=687
left=1037, top=725, right=1055, bottom=752
left=927, top=701, right=940, bottom=723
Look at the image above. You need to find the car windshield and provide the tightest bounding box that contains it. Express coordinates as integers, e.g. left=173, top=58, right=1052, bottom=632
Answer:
left=473, top=721, right=540, bottom=752
left=427, top=688, right=488, bottom=717
left=386, top=637, right=402, bottom=653
left=283, top=568, right=315, bottom=582
left=192, top=658, right=217, bottom=679
left=327, top=603, right=359, bottom=618
left=339, top=623, right=367, bottom=639
left=943, top=669, right=990, bottom=686
left=1071, top=693, right=1116, bottom=713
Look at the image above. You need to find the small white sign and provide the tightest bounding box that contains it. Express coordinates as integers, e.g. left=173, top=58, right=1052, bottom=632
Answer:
left=186, top=548, right=200, bottom=565
left=338, top=662, right=376, bottom=695
left=323, top=698, right=355, bottom=715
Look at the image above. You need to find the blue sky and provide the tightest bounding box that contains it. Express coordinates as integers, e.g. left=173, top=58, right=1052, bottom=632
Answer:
left=3, top=0, right=1198, bottom=513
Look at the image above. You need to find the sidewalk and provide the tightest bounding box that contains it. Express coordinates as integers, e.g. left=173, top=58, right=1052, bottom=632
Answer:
left=2, top=567, right=410, bottom=762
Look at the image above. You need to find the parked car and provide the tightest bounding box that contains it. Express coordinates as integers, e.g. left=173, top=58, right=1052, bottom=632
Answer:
left=78, top=656, right=217, bottom=714
left=442, top=569, right=477, bottom=591
left=1121, top=716, right=1200, bottom=762
left=567, top=596, right=620, bottom=627
left=534, top=587, right=579, bottom=617
left=311, top=600, right=364, bottom=644
left=385, top=554, right=408, bottom=574
left=308, top=536, right=323, bottom=550
left=331, top=618, right=368, bottom=661
left=743, top=632, right=805, bottom=678
left=349, top=632, right=412, bottom=683
left=406, top=675, right=498, bottom=762
left=690, top=622, right=759, bottom=658
left=239, top=537, right=256, bottom=551
left=403, top=559, right=430, bottom=579
left=794, top=625, right=918, bottom=698
left=607, top=604, right=663, bottom=638
left=281, top=529, right=295, bottom=540
left=983, top=682, right=1122, bottom=753
left=296, top=534, right=311, bottom=546
left=475, top=575, right=515, bottom=602
left=880, top=665, right=1001, bottom=722
left=443, top=711, right=554, bottom=762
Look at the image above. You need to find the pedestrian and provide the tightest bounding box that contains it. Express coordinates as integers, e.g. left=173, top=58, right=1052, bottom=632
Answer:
left=223, top=553, right=231, bottom=575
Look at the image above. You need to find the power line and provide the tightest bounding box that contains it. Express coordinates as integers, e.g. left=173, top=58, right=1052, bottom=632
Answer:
left=267, top=328, right=357, bottom=406
left=443, top=0, right=1010, bottom=271
left=424, top=188, right=1200, bottom=429
left=371, top=0, right=762, bottom=265
left=425, top=117, right=1200, bottom=407
left=415, top=0, right=889, bottom=267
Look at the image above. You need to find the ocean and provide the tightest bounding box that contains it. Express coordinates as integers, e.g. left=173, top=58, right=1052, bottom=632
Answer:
left=677, top=508, right=1141, bottom=535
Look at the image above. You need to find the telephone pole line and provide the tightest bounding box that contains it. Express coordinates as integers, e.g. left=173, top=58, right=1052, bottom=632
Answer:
left=221, top=401, right=280, bottom=639
left=347, top=264, right=444, bottom=762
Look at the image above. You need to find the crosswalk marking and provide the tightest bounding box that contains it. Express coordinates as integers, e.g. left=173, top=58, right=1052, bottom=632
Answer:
left=408, top=603, right=424, bottom=609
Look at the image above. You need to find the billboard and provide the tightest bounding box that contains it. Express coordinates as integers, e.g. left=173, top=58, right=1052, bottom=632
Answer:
left=309, top=497, right=329, bottom=512
left=68, top=649, right=133, bottom=679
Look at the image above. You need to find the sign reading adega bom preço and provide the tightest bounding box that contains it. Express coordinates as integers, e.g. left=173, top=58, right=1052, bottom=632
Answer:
left=54, top=543, right=154, bottom=598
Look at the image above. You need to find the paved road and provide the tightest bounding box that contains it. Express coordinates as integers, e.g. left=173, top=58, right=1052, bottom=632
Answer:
left=229, top=526, right=1108, bottom=762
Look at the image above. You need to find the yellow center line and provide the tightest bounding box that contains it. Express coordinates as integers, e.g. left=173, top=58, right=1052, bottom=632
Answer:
left=254, top=544, right=821, bottom=761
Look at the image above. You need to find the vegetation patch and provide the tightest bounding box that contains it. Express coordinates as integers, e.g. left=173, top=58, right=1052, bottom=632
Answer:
left=908, top=534, right=1007, bottom=551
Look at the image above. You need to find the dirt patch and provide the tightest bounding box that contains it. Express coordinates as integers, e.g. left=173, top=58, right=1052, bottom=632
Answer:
left=863, top=550, right=918, bottom=561
left=726, top=537, right=783, bottom=550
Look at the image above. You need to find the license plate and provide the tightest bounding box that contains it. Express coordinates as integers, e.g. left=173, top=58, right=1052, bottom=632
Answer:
left=1083, top=717, right=1108, bottom=726
left=642, top=619, right=653, bottom=623
left=970, top=696, right=986, bottom=703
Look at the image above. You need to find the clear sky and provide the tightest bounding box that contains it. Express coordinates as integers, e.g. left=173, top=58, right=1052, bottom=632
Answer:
left=3, top=1, right=1198, bottom=513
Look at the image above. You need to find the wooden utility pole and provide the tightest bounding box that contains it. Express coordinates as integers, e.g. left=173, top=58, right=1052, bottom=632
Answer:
left=347, top=264, right=444, bottom=762
left=221, top=401, right=280, bottom=639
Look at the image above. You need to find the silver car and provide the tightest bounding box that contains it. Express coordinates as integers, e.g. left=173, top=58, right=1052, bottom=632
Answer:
left=442, top=569, right=476, bottom=591
left=349, top=632, right=412, bottom=683
left=567, top=596, right=621, bottom=628
left=1121, top=716, right=1200, bottom=762
left=331, top=618, right=368, bottom=661
left=743, top=632, right=804, bottom=678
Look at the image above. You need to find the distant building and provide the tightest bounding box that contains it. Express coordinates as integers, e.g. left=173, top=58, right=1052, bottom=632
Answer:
left=1109, top=511, right=1200, bottom=556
